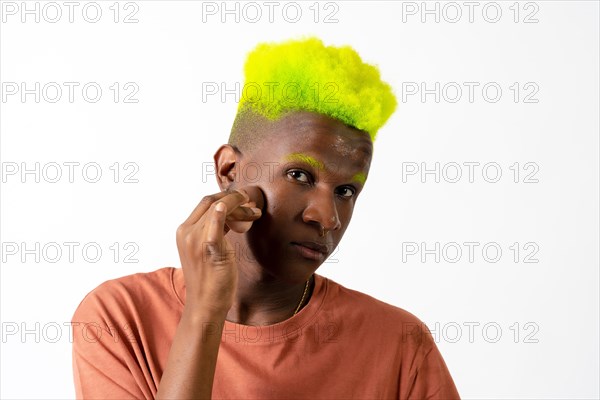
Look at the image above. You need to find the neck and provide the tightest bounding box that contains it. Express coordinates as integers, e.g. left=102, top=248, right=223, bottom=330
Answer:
left=225, top=263, right=313, bottom=325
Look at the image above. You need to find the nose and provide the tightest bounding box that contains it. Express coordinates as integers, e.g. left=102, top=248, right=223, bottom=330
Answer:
left=301, top=188, right=342, bottom=233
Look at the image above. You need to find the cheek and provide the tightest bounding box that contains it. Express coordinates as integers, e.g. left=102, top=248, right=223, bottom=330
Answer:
left=264, top=183, right=300, bottom=217
left=341, top=204, right=354, bottom=221
left=335, top=203, right=355, bottom=234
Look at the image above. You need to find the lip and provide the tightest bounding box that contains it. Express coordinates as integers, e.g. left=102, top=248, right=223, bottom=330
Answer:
left=293, top=241, right=328, bottom=254
left=291, top=242, right=328, bottom=261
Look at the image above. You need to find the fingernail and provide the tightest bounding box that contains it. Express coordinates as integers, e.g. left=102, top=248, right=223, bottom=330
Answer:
left=251, top=207, right=261, bottom=215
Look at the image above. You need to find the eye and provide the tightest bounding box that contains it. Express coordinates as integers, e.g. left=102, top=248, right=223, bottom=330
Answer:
left=287, top=169, right=311, bottom=183
left=336, top=186, right=356, bottom=199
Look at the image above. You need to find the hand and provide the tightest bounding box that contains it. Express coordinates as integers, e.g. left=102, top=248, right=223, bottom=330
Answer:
left=175, top=188, right=263, bottom=315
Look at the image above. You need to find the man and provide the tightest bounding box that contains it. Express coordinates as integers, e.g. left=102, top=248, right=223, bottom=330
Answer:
left=72, top=37, right=460, bottom=399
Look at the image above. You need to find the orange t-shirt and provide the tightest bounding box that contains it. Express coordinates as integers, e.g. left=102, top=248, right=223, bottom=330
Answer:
left=72, top=267, right=460, bottom=399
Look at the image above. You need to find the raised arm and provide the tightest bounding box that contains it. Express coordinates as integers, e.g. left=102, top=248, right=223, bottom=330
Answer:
left=156, top=189, right=262, bottom=399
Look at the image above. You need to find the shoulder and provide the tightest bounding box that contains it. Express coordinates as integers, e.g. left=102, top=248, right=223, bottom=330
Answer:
left=72, top=267, right=180, bottom=322
left=320, top=275, right=433, bottom=345
left=323, top=275, right=423, bottom=323
left=71, top=268, right=178, bottom=399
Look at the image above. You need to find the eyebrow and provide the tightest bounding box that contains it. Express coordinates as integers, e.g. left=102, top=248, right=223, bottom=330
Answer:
left=351, top=172, right=367, bottom=186
left=283, top=152, right=367, bottom=186
left=283, top=153, right=325, bottom=171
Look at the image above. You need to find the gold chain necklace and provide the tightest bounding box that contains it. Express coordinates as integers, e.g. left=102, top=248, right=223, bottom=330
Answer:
left=292, top=275, right=312, bottom=316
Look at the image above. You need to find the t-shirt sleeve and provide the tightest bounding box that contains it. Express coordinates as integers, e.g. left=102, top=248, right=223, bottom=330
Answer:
left=71, top=282, right=157, bottom=400
left=400, top=321, right=461, bottom=400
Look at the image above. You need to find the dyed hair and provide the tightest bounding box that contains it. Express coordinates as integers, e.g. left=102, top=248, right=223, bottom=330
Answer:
left=228, top=37, right=397, bottom=151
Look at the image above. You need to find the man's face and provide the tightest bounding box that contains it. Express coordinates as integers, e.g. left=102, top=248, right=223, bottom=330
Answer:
left=228, top=111, right=373, bottom=283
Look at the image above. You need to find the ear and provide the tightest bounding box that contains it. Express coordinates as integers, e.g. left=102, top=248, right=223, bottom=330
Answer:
left=213, top=144, right=240, bottom=191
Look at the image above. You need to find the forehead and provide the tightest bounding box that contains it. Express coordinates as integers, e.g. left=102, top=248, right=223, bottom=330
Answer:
left=261, top=111, right=373, bottom=169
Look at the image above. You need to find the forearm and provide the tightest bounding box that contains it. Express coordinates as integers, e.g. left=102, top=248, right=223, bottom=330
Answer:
left=156, top=307, right=227, bottom=400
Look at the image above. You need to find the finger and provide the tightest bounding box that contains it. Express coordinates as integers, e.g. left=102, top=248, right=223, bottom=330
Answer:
left=182, top=191, right=230, bottom=226
left=211, top=190, right=251, bottom=219
left=225, top=206, right=261, bottom=234
left=221, top=187, right=264, bottom=234
left=204, top=201, right=227, bottom=258
left=226, top=206, right=262, bottom=222
left=238, top=186, right=265, bottom=211
left=226, top=219, right=254, bottom=234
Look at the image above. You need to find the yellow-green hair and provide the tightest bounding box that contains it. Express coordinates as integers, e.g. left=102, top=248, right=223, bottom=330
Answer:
left=237, top=37, right=397, bottom=141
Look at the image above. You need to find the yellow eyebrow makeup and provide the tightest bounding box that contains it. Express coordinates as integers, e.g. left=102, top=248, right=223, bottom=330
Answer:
left=351, top=172, right=367, bottom=186
left=283, top=153, right=325, bottom=171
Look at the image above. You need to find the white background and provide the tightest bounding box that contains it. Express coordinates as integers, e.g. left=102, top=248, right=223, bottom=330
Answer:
left=1, top=1, right=598, bottom=398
